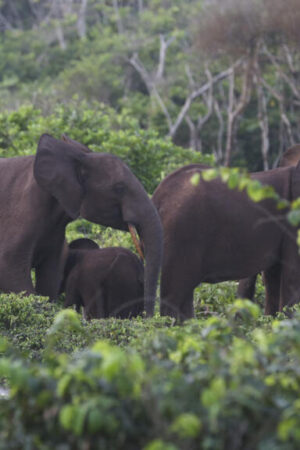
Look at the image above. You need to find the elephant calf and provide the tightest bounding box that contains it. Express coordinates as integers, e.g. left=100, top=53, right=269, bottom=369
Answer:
left=62, top=239, right=144, bottom=319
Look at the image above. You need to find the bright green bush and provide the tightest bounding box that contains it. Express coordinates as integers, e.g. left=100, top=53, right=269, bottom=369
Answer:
left=65, top=219, right=136, bottom=250
left=0, top=278, right=267, bottom=362
left=0, top=102, right=213, bottom=193
left=0, top=294, right=173, bottom=360
left=1, top=302, right=300, bottom=449
left=0, top=294, right=60, bottom=360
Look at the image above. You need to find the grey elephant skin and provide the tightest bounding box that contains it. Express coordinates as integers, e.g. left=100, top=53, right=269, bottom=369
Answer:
left=238, top=144, right=300, bottom=300
left=0, top=134, right=162, bottom=316
left=62, top=239, right=144, bottom=319
left=152, top=162, right=300, bottom=320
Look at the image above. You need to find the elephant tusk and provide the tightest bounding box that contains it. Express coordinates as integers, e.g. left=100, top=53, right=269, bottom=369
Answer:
left=128, top=224, right=144, bottom=261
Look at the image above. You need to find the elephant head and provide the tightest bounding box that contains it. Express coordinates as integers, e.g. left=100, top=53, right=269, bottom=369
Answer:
left=59, top=238, right=100, bottom=294
left=33, top=134, right=162, bottom=316
left=68, top=238, right=100, bottom=251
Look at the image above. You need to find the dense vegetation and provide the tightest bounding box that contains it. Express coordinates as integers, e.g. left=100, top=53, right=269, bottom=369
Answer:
left=1, top=1, right=300, bottom=448
left=1, top=0, right=300, bottom=169
left=1, top=290, right=300, bottom=449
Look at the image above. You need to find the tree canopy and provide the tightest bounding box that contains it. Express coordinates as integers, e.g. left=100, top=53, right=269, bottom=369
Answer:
left=1, top=0, right=300, bottom=169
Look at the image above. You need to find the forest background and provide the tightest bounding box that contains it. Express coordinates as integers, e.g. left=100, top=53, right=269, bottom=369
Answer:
left=1, top=0, right=300, bottom=171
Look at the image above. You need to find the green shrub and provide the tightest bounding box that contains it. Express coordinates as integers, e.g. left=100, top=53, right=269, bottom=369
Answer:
left=1, top=303, right=300, bottom=449
left=0, top=102, right=213, bottom=193
left=0, top=294, right=173, bottom=360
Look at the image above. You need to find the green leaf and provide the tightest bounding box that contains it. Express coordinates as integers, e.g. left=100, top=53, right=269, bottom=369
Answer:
left=288, top=209, right=300, bottom=226
left=170, top=413, right=202, bottom=438
left=59, top=405, right=75, bottom=431
left=201, top=168, right=218, bottom=181
left=190, top=173, right=200, bottom=186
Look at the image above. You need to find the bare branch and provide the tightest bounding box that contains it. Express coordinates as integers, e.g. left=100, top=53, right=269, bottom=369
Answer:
left=256, top=79, right=269, bottom=170
left=260, top=76, right=295, bottom=146
left=128, top=54, right=173, bottom=131
left=185, top=64, right=196, bottom=90
left=224, top=56, right=255, bottom=166
left=214, top=98, right=225, bottom=163
left=77, top=0, right=88, bottom=39
left=129, top=53, right=153, bottom=92
left=138, top=0, right=144, bottom=13
left=113, top=0, right=124, bottom=35
left=197, top=66, right=214, bottom=129
left=156, top=35, right=175, bottom=82
left=263, top=45, right=300, bottom=100
left=169, top=60, right=242, bottom=138
left=185, top=115, right=199, bottom=150
left=282, top=44, right=296, bottom=74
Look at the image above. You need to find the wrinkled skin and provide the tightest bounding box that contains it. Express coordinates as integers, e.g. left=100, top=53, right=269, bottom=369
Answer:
left=62, top=239, right=144, bottom=319
left=152, top=162, right=300, bottom=320
left=0, top=134, right=162, bottom=316
left=238, top=144, right=300, bottom=300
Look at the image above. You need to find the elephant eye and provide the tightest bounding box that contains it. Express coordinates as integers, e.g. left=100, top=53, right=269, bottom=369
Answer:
left=113, top=182, right=126, bottom=195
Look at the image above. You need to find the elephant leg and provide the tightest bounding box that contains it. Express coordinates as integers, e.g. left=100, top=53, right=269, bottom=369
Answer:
left=65, top=271, right=83, bottom=314
left=264, top=264, right=281, bottom=316
left=160, top=256, right=198, bottom=320
left=35, top=250, right=66, bottom=301
left=84, top=287, right=106, bottom=319
left=180, top=291, right=195, bottom=320
left=0, top=257, right=34, bottom=295
left=160, top=284, right=195, bottom=321
left=279, top=245, right=300, bottom=312
left=237, top=275, right=257, bottom=300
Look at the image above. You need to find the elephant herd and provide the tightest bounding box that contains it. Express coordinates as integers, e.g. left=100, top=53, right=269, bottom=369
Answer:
left=1, top=133, right=300, bottom=320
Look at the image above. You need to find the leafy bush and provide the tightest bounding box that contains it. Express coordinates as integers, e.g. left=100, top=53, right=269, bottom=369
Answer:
left=0, top=294, right=173, bottom=360
left=0, top=277, right=267, bottom=362
left=1, top=302, right=300, bottom=449
left=0, top=294, right=60, bottom=360
left=0, top=102, right=213, bottom=193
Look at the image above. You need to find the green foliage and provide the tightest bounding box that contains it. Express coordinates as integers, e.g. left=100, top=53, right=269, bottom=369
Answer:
left=201, top=167, right=282, bottom=203
left=0, top=293, right=60, bottom=360
left=0, top=0, right=299, bottom=170
left=0, top=102, right=211, bottom=193
left=0, top=293, right=174, bottom=360
left=1, top=296, right=300, bottom=449
left=198, top=167, right=298, bottom=229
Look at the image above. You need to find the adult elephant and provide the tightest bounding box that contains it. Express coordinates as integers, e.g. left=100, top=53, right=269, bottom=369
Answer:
left=62, top=239, right=144, bottom=319
left=238, top=143, right=300, bottom=300
left=0, top=134, right=162, bottom=316
left=152, top=162, right=300, bottom=320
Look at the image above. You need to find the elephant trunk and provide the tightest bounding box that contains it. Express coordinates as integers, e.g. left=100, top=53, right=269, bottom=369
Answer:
left=140, top=203, right=163, bottom=317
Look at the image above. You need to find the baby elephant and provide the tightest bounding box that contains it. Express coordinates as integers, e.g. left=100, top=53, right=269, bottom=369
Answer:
left=62, top=238, right=144, bottom=319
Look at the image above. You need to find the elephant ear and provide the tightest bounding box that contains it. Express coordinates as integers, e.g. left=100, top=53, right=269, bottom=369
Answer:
left=61, top=134, right=92, bottom=153
left=34, top=134, right=88, bottom=219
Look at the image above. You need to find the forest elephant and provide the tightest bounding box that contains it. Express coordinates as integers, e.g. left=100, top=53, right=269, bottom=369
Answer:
left=59, top=238, right=100, bottom=294
left=238, top=143, right=300, bottom=300
left=62, top=239, right=144, bottom=319
left=0, top=134, right=162, bottom=316
left=152, top=162, right=300, bottom=320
